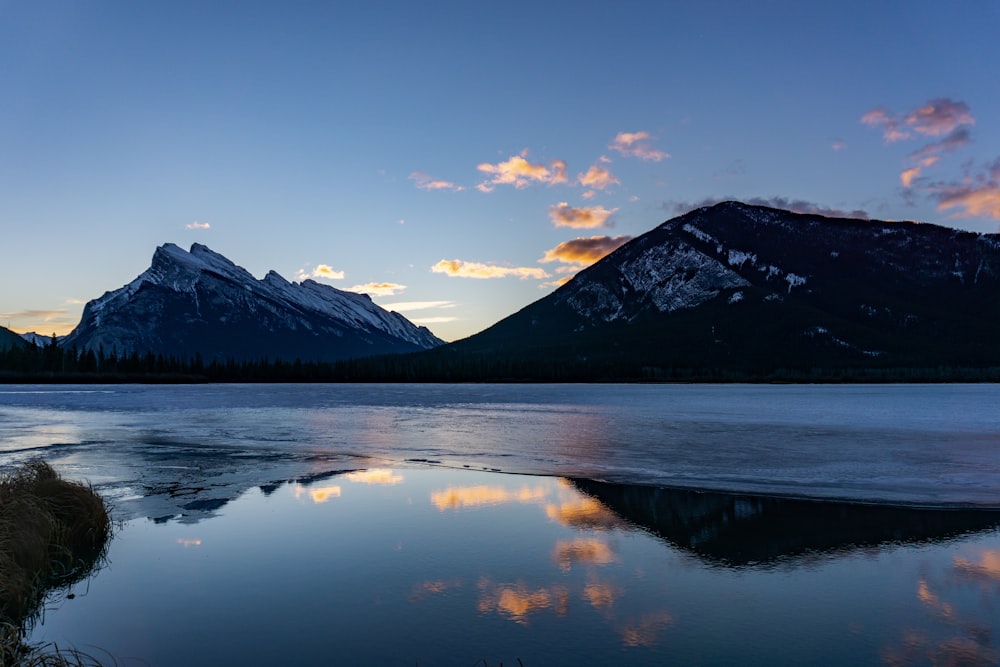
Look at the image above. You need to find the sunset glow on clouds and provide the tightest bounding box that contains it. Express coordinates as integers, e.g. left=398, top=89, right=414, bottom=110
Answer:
left=609, top=131, right=669, bottom=161
left=345, top=282, right=408, bottom=296
left=577, top=164, right=619, bottom=190
left=431, top=259, right=549, bottom=280
left=3, top=3, right=999, bottom=342
left=861, top=97, right=1000, bottom=219
left=541, top=236, right=634, bottom=266
left=548, top=203, right=617, bottom=229
left=298, top=264, right=345, bottom=281
left=409, top=171, right=464, bottom=192
left=476, top=151, right=567, bottom=192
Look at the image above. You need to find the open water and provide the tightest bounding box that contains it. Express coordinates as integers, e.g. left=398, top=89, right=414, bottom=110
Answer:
left=1, top=383, right=999, bottom=665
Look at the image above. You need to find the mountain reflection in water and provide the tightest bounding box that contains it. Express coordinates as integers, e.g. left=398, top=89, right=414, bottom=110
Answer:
left=570, top=478, right=1000, bottom=567
left=26, top=467, right=1000, bottom=666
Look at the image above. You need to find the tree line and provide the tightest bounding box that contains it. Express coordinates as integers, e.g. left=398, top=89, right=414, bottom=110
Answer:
left=2, top=336, right=1000, bottom=383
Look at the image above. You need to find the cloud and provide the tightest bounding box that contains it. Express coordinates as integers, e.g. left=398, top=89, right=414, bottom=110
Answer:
left=185, top=221, right=210, bottom=230
left=548, top=203, right=617, bottom=229
left=410, top=316, right=459, bottom=325
left=380, top=300, right=456, bottom=312
left=409, top=171, right=464, bottom=192
left=431, top=259, right=550, bottom=280
left=925, top=156, right=1000, bottom=219
left=577, top=164, right=619, bottom=190
left=907, top=127, right=972, bottom=163
left=541, top=235, right=633, bottom=266
left=0, top=309, right=77, bottom=336
left=609, top=131, right=670, bottom=161
left=541, top=275, right=576, bottom=289
left=831, top=139, right=848, bottom=151
left=298, top=264, right=345, bottom=281
left=905, top=98, right=975, bottom=137
left=668, top=197, right=869, bottom=220
left=345, top=281, right=407, bottom=296
left=861, top=107, right=911, bottom=143
left=477, top=150, right=567, bottom=190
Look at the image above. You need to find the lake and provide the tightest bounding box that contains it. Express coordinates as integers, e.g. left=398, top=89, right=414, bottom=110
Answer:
left=2, top=383, right=999, bottom=665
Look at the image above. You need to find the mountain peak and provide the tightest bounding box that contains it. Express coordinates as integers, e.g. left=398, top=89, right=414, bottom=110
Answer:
left=64, top=244, right=443, bottom=361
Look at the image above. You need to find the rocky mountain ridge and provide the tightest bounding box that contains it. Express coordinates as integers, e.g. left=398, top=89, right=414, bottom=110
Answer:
left=62, top=243, right=442, bottom=362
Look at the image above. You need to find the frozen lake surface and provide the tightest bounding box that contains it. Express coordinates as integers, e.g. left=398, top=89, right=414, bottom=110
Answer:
left=1, top=383, right=999, bottom=518
left=2, top=383, right=1000, bottom=665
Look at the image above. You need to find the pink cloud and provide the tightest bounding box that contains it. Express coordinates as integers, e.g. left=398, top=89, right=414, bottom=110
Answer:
left=609, top=131, right=670, bottom=161
left=905, top=98, right=975, bottom=137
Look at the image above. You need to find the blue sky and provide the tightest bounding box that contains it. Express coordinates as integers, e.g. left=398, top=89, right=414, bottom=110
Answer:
left=2, top=1, right=999, bottom=341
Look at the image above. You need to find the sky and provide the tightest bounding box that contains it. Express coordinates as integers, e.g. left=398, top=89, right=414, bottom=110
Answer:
left=2, top=1, right=999, bottom=342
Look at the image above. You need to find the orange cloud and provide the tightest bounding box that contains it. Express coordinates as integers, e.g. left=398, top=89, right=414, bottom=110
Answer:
left=577, top=164, right=620, bottom=190
left=430, top=485, right=549, bottom=510
left=545, top=497, right=623, bottom=530
left=552, top=538, right=617, bottom=571
left=294, top=484, right=342, bottom=504
left=540, top=235, right=633, bottom=266
left=344, top=469, right=404, bottom=485
left=409, top=171, right=464, bottom=192
left=298, top=264, right=345, bottom=281
left=609, top=131, right=669, bottom=161
left=953, top=549, right=1000, bottom=583
left=431, top=259, right=550, bottom=280
left=583, top=581, right=621, bottom=610
left=477, top=579, right=570, bottom=624
left=936, top=183, right=1000, bottom=219
left=548, top=203, right=617, bottom=229
left=477, top=150, right=567, bottom=190
left=344, top=281, right=407, bottom=296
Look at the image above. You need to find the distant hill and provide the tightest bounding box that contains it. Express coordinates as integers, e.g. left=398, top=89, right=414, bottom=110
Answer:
left=429, top=201, right=1000, bottom=379
left=0, top=326, right=27, bottom=351
left=62, top=243, right=443, bottom=363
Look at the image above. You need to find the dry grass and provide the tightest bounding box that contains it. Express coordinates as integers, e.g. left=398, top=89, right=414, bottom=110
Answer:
left=0, top=460, right=112, bottom=666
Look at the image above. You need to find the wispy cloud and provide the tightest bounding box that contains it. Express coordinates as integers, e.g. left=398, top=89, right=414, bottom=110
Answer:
left=577, top=164, right=619, bottom=190
left=548, top=203, right=617, bottom=229
left=905, top=98, right=975, bottom=137
left=831, top=139, right=847, bottom=151
left=862, top=98, right=973, bottom=144
left=609, top=131, right=669, bottom=161
left=345, top=282, right=407, bottom=296
left=929, top=158, right=1000, bottom=219
left=380, top=300, right=456, bottom=312
left=668, top=197, right=869, bottom=220
left=185, top=221, right=210, bottom=230
left=476, top=150, right=567, bottom=191
left=431, top=259, right=549, bottom=280
left=298, top=264, right=345, bottom=281
left=410, top=316, right=459, bottom=325
left=540, top=235, right=633, bottom=266
left=861, top=108, right=912, bottom=143
left=0, top=309, right=77, bottom=336
left=409, top=171, right=464, bottom=192
left=863, top=98, right=977, bottom=196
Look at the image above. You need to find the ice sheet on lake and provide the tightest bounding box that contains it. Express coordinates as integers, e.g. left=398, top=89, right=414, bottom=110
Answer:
left=1, top=383, right=999, bottom=519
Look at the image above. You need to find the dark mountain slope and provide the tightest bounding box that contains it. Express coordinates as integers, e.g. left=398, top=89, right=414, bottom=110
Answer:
left=439, top=202, right=1000, bottom=377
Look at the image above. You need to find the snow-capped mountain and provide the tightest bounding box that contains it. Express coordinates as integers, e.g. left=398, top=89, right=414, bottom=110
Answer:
left=63, top=243, right=443, bottom=362
left=19, top=332, right=56, bottom=347
left=446, top=201, right=1000, bottom=375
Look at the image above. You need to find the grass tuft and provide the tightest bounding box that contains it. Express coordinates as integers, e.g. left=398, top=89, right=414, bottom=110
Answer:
left=0, top=460, right=113, bottom=665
